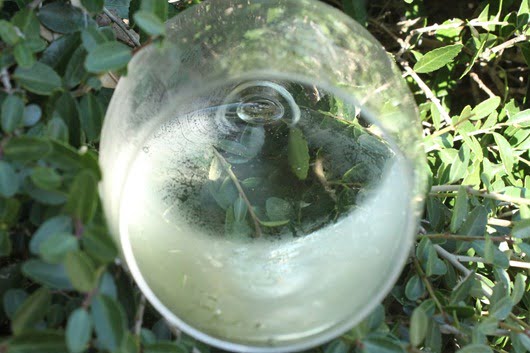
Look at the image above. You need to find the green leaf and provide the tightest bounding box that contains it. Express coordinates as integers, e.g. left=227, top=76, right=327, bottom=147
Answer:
left=512, top=273, right=527, bottom=305
left=445, top=305, right=474, bottom=320
left=266, top=197, right=293, bottom=222
left=8, top=331, right=67, bottom=353
left=324, top=339, right=349, bottom=353
left=513, top=219, right=530, bottom=239
left=81, top=27, right=109, bottom=52
left=82, top=225, right=118, bottom=264
left=1, top=94, right=24, bottom=133
left=287, top=127, right=309, bottom=180
left=342, top=0, right=367, bottom=26
left=64, top=46, right=88, bottom=88
left=30, top=167, right=62, bottom=190
left=106, top=0, right=131, bottom=18
left=233, top=196, right=248, bottom=222
left=40, top=33, right=81, bottom=72
left=23, top=104, right=42, bottom=127
left=0, top=161, right=19, bottom=197
left=64, top=251, right=97, bottom=292
left=216, top=140, right=253, bottom=159
left=13, top=42, right=35, bottom=68
left=450, top=186, right=468, bottom=233
left=3, top=289, right=27, bottom=320
left=518, top=332, right=530, bottom=351
left=224, top=206, right=252, bottom=238
left=66, top=308, right=93, bottom=353
left=448, top=145, right=470, bottom=183
left=140, top=0, right=168, bottom=22
left=79, top=92, right=104, bottom=141
left=459, top=206, right=488, bottom=236
left=99, top=272, right=118, bottom=299
left=258, top=219, right=290, bottom=227
left=425, top=245, right=447, bottom=277
left=144, top=342, right=187, bottom=353
left=405, top=275, right=425, bottom=301
left=30, top=216, right=73, bottom=254
left=91, top=294, right=126, bottom=352
left=12, top=9, right=41, bottom=39
left=410, top=306, right=428, bottom=347
left=11, top=287, right=51, bottom=334
left=39, top=233, right=78, bottom=264
left=85, top=42, right=132, bottom=73
left=81, top=0, right=104, bottom=13
left=65, top=170, right=99, bottom=223
left=22, top=260, right=73, bottom=290
left=54, top=92, right=81, bottom=147
left=0, top=20, right=20, bottom=45
left=361, top=335, right=405, bottom=353
left=0, top=229, right=12, bottom=257
left=134, top=10, right=165, bottom=36
left=450, top=271, right=476, bottom=304
left=470, top=96, right=501, bottom=120
left=413, top=44, right=463, bottom=73
left=13, top=62, right=62, bottom=96
left=241, top=177, right=263, bottom=189
left=490, top=296, right=513, bottom=320
left=493, top=132, right=514, bottom=172
left=37, top=2, right=86, bottom=34
left=456, top=344, right=493, bottom=353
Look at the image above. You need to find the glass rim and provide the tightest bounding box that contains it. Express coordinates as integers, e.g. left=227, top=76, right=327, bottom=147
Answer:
left=113, top=71, right=423, bottom=352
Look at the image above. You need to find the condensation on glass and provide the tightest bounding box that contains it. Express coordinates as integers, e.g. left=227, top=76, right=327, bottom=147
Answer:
left=99, top=1, right=427, bottom=352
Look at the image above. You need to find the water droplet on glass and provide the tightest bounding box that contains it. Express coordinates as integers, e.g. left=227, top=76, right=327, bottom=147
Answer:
left=142, top=146, right=150, bottom=153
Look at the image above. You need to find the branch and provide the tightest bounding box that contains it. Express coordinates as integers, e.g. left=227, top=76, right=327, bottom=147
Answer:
left=134, top=294, right=146, bottom=336
left=401, top=62, right=452, bottom=125
left=430, top=185, right=530, bottom=206
left=0, top=69, right=13, bottom=94
left=212, top=148, right=263, bottom=238
left=470, top=72, right=496, bottom=98
left=482, top=35, right=530, bottom=59
left=420, top=233, right=513, bottom=244
left=413, top=257, right=445, bottom=314
left=103, top=7, right=141, bottom=47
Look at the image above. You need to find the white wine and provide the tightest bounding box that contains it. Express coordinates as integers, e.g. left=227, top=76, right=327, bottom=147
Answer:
left=118, top=83, right=415, bottom=347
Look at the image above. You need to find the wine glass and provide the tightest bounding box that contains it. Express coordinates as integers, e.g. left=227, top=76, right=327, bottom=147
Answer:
left=99, top=0, right=427, bottom=351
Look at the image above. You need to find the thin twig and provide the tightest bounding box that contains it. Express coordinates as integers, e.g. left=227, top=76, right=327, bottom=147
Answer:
left=470, top=72, right=496, bottom=98
left=426, top=113, right=530, bottom=151
left=430, top=185, right=530, bottom=206
left=314, top=157, right=337, bottom=202
left=166, top=320, right=182, bottom=340
left=74, top=218, right=84, bottom=239
left=488, top=218, right=512, bottom=227
left=134, top=294, right=146, bottom=336
left=435, top=245, right=493, bottom=299
left=410, top=20, right=509, bottom=34
left=426, top=112, right=473, bottom=139
left=434, top=245, right=472, bottom=276
left=107, top=72, right=119, bottom=83
left=402, top=63, right=452, bottom=125
left=0, top=69, right=13, bottom=94
left=413, top=257, right=445, bottom=314
left=421, top=233, right=513, bottom=244
left=103, top=7, right=141, bottom=47
left=482, top=35, right=530, bottom=59
left=212, top=147, right=263, bottom=238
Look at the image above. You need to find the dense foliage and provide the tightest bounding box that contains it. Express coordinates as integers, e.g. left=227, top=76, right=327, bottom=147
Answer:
left=0, top=0, right=529, bottom=352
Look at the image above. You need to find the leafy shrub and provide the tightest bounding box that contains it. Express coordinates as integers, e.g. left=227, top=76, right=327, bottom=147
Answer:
left=0, top=0, right=529, bottom=352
